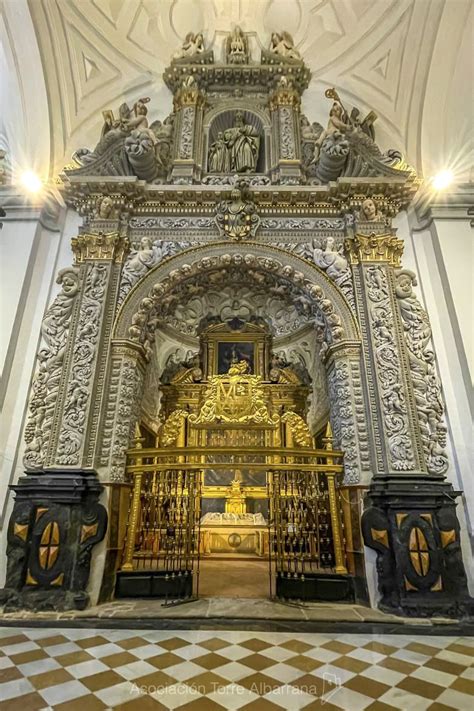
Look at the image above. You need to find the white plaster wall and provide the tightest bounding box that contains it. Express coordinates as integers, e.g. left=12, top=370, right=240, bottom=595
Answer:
left=0, top=202, right=79, bottom=587
left=396, top=206, right=474, bottom=594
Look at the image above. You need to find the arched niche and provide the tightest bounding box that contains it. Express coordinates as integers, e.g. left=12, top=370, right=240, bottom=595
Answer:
left=203, top=105, right=272, bottom=174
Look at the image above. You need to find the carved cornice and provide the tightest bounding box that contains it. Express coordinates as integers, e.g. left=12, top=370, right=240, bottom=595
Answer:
left=61, top=177, right=419, bottom=214
left=72, top=231, right=129, bottom=264
left=163, top=62, right=311, bottom=94
left=346, top=233, right=404, bottom=267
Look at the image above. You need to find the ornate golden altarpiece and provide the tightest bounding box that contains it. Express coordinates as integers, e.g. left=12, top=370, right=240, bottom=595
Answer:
left=116, top=322, right=351, bottom=600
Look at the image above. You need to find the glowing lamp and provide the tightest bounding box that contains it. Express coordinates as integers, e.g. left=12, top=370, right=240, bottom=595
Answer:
left=432, top=170, right=453, bottom=191
left=20, top=171, right=43, bottom=193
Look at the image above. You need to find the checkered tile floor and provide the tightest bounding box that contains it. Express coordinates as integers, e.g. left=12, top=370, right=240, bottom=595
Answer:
left=0, top=628, right=472, bottom=710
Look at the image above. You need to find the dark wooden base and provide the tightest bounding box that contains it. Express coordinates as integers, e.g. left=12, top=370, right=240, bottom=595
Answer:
left=275, top=573, right=357, bottom=602
left=116, top=571, right=194, bottom=599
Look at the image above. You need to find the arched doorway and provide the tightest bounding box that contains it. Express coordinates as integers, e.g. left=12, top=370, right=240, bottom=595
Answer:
left=101, top=242, right=367, bottom=603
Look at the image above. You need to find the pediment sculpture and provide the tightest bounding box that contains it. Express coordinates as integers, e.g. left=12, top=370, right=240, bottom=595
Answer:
left=61, top=31, right=416, bottom=189
left=261, top=31, right=302, bottom=63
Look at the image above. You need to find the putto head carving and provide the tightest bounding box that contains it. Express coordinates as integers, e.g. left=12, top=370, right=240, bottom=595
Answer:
left=359, top=198, right=384, bottom=223
left=57, top=267, right=80, bottom=297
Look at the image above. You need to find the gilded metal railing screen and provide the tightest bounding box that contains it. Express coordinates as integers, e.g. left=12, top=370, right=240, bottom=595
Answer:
left=122, top=466, right=201, bottom=577
left=120, top=442, right=348, bottom=595
left=268, top=468, right=347, bottom=586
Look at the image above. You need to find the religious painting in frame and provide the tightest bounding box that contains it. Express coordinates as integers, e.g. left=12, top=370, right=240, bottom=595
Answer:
left=216, top=340, right=255, bottom=374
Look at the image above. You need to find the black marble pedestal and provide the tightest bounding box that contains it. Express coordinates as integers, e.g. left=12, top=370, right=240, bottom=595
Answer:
left=0, top=469, right=107, bottom=612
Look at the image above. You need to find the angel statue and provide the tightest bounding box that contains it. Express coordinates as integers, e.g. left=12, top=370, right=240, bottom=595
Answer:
left=172, top=32, right=205, bottom=60
left=311, top=102, right=350, bottom=163
left=269, top=32, right=301, bottom=60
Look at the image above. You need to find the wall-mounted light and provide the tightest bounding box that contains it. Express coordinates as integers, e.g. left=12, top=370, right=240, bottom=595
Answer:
left=20, top=171, right=43, bottom=193
left=432, top=170, right=454, bottom=191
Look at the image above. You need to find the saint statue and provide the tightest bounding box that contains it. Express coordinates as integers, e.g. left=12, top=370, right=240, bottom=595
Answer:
left=208, top=112, right=260, bottom=174
left=224, top=112, right=260, bottom=173
left=208, top=132, right=230, bottom=173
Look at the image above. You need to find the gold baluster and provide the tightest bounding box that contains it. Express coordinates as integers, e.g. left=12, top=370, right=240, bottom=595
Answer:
left=323, top=422, right=347, bottom=575
left=122, top=425, right=144, bottom=572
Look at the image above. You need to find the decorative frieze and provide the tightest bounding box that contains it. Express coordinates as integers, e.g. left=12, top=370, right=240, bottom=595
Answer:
left=129, top=216, right=214, bottom=230
left=261, top=217, right=346, bottom=231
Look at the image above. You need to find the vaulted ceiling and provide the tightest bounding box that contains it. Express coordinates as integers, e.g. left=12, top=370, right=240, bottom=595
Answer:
left=1, top=0, right=472, bottom=181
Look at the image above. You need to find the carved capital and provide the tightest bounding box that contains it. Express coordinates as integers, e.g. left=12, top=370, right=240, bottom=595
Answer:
left=174, top=87, right=205, bottom=110
left=269, top=88, right=301, bottom=110
left=346, top=233, right=404, bottom=267
left=72, top=232, right=129, bottom=264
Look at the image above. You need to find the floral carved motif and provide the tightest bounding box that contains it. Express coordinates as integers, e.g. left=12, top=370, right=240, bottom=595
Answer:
left=394, top=269, right=448, bottom=475
left=23, top=268, right=81, bottom=469
left=118, top=238, right=195, bottom=306
left=56, top=264, right=108, bottom=464
left=109, top=358, right=145, bottom=481
left=366, top=265, right=415, bottom=471
left=279, top=106, right=296, bottom=159
left=327, top=359, right=360, bottom=483
left=179, top=106, right=195, bottom=159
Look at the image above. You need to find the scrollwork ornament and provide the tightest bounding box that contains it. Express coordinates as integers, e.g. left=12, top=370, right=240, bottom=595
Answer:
left=327, top=360, right=360, bottom=483
left=56, top=264, right=109, bottom=464
left=394, top=269, right=449, bottom=474
left=366, top=265, right=415, bottom=471
left=23, top=268, right=81, bottom=469
left=109, top=358, right=145, bottom=481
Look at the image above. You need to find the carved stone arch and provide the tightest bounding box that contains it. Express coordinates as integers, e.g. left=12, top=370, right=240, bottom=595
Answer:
left=100, top=242, right=369, bottom=485
left=114, top=242, right=359, bottom=343
left=203, top=102, right=272, bottom=174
